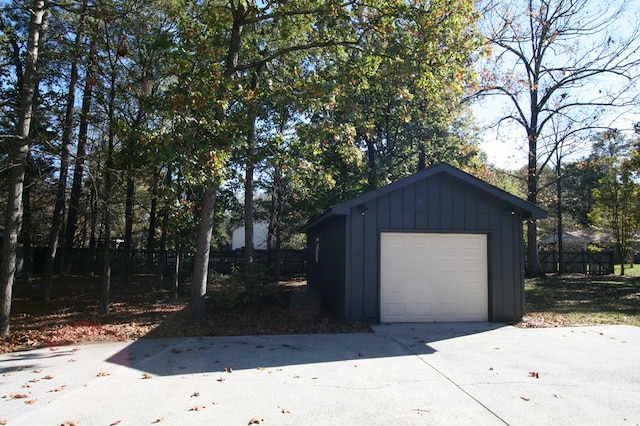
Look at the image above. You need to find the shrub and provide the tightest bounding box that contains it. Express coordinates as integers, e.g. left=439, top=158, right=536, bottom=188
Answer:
left=206, top=265, right=282, bottom=310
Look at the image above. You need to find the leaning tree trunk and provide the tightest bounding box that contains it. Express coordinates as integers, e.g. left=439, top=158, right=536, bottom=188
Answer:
left=190, top=186, right=218, bottom=320
left=188, top=1, right=244, bottom=319
left=0, top=0, right=48, bottom=336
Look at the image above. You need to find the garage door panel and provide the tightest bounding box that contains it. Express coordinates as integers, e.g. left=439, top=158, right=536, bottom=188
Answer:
left=381, top=233, right=488, bottom=322
left=384, top=303, right=407, bottom=318
left=412, top=303, right=434, bottom=316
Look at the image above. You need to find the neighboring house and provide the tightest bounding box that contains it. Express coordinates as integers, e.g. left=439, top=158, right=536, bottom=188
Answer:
left=303, top=163, right=547, bottom=324
left=231, top=222, right=269, bottom=250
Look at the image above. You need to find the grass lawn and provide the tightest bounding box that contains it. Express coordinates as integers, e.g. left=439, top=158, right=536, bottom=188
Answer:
left=523, top=269, right=640, bottom=327
left=614, top=263, right=640, bottom=277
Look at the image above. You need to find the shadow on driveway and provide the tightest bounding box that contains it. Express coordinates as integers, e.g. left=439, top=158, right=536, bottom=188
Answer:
left=104, top=322, right=507, bottom=377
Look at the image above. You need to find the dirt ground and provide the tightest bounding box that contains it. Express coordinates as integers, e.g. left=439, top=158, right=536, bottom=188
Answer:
left=0, top=275, right=371, bottom=354
left=4, top=273, right=637, bottom=354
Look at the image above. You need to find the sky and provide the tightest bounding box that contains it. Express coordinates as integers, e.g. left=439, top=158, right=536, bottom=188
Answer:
left=471, top=0, right=640, bottom=171
left=473, top=100, right=640, bottom=171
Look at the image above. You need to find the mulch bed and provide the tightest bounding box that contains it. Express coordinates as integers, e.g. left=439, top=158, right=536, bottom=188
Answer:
left=0, top=275, right=371, bottom=354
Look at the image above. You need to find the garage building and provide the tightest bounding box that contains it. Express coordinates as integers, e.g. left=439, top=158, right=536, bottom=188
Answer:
left=303, top=163, right=547, bottom=323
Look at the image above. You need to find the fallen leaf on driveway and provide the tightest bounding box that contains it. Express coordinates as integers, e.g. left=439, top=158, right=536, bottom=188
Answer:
left=191, top=391, right=200, bottom=397
left=48, top=385, right=67, bottom=393
left=97, top=372, right=111, bottom=377
left=216, top=377, right=225, bottom=382
left=141, top=373, right=153, bottom=379
left=189, top=405, right=206, bottom=411
left=5, top=392, right=29, bottom=399
left=248, top=417, right=264, bottom=424
left=60, top=421, right=77, bottom=426
left=0, top=418, right=7, bottom=425
left=528, top=371, right=539, bottom=378
left=43, top=375, right=55, bottom=380
left=24, top=399, right=36, bottom=405
left=151, top=417, right=164, bottom=423
left=520, top=396, right=531, bottom=401
left=109, top=421, right=121, bottom=425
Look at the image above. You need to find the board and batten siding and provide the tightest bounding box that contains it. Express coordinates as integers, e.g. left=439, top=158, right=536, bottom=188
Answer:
left=343, top=173, right=526, bottom=322
left=306, top=215, right=347, bottom=320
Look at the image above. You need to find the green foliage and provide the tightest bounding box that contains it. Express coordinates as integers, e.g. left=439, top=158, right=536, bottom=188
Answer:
left=561, top=158, right=607, bottom=228
left=303, top=0, right=483, bottom=190
left=206, top=265, right=282, bottom=310
left=589, top=131, right=640, bottom=273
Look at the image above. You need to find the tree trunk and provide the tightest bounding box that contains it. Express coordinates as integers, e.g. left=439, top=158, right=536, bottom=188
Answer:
left=556, top=166, right=564, bottom=274
left=418, top=142, right=426, bottom=171
left=525, top=130, right=543, bottom=277
left=88, top=177, right=98, bottom=275
left=188, top=1, right=244, bottom=319
left=365, top=135, right=377, bottom=189
left=156, top=167, right=171, bottom=286
left=173, top=249, right=180, bottom=302
left=0, top=0, right=48, bottom=336
left=267, top=161, right=280, bottom=280
left=65, top=37, right=96, bottom=260
left=244, top=122, right=255, bottom=277
left=21, top=165, right=33, bottom=285
left=244, top=68, right=261, bottom=278
left=43, top=12, right=84, bottom=299
left=244, top=154, right=255, bottom=264
left=101, top=52, right=119, bottom=314
left=190, top=185, right=218, bottom=320
left=122, top=174, right=135, bottom=284
left=146, top=167, right=160, bottom=272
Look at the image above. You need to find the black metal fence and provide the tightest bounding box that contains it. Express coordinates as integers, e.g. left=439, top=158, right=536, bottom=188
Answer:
left=47, top=248, right=306, bottom=278
left=539, top=250, right=614, bottom=275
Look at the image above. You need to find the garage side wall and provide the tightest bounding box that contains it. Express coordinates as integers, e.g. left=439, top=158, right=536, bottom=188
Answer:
left=344, top=173, right=526, bottom=323
left=306, top=216, right=347, bottom=320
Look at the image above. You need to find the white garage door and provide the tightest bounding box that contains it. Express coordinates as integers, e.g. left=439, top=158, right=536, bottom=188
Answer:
left=380, top=232, right=488, bottom=322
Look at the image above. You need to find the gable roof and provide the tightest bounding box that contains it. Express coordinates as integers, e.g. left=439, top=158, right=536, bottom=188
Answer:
left=303, top=163, right=547, bottom=231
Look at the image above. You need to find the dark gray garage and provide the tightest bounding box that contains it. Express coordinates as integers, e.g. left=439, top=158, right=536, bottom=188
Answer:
left=303, top=163, right=547, bottom=323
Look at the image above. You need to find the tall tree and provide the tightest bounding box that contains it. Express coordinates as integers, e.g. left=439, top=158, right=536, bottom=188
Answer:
left=1, top=0, right=50, bottom=336
left=42, top=2, right=88, bottom=300
left=477, top=0, right=640, bottom=276
left=590, top=130, right=639, bottom=275
left=64, top=35, right=97, bottom=257
left=166, top=0, right=484, bottom=319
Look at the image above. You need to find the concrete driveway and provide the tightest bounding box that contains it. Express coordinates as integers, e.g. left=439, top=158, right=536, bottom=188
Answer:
left=1, top=323, right=638, bottom=425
